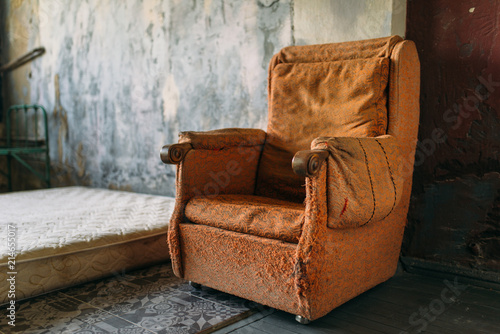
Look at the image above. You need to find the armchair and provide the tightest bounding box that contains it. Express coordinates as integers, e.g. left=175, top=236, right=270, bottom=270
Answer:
left=161, top=35, right=420, bottom=323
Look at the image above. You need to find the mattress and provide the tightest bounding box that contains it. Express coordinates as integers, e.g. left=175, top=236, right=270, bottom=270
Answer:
left=0, top=187, right=175, bottom=304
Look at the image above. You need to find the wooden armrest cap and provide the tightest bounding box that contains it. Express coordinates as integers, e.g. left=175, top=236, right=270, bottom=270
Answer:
left=292, top=149, right=329, bottom=177
left=160, top=143, right=192, bottom=164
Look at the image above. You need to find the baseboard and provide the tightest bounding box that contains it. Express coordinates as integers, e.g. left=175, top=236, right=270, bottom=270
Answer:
left=400, top=256, right=500, bottom=291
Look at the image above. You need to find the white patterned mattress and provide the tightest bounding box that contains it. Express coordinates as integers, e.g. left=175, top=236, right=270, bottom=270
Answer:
left=0, top=187, right=175, bottom=304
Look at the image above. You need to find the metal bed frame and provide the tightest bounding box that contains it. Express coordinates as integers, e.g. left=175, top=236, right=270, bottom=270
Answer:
left=0, top=104, right=50, bottom=191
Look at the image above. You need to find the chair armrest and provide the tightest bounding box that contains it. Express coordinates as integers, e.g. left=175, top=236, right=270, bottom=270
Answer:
left=164, top=129, right=266, bottom=278
left=161, top=128, right=266, bottom=164
left=292, top=149, right=329, bottom=177
left=178, top=128, right=266, bottom=150
left=160, top=128, right=267, bottom=200
left=160, top=143, right=193, bottom=165
left=311, top=135, right=404, bottom=229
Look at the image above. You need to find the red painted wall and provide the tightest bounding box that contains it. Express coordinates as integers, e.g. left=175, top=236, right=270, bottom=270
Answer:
left=404, top=0, right=500, bottom=272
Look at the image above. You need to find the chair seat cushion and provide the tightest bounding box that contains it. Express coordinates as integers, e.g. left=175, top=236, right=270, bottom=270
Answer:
left=184, top=195, right=305, bottom=243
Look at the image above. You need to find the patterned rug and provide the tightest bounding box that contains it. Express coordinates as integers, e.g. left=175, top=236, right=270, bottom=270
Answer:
left=0, top=263, right=265, bottom=333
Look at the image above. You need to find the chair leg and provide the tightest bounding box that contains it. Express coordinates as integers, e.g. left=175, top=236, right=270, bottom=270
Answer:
left=295, top=315, right=311, bottom=324
left=189, top=281, right=202, bottom=289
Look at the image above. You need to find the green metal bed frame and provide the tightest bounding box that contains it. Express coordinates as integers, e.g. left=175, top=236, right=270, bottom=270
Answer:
left=0, top=104, right=51, bottom=191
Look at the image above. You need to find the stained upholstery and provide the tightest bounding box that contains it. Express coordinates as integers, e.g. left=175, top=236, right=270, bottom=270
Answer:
left=185, top=195, right=304, bottom=243
left=163, top=36, right=420, bottom=321
left=311, top=135, right=404, bottom=229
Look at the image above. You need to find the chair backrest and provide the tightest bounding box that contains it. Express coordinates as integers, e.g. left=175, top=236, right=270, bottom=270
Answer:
left=255, top=36, right=411, bottom=203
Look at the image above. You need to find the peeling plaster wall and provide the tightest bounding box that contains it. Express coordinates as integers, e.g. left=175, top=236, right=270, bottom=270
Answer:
left=1, top=0, right=403, bottom=195
left=405, top=0, right=500, bottom=273
left=33, top=0, right=290, bottom=195
left=2, top=0, right=293, bottom=194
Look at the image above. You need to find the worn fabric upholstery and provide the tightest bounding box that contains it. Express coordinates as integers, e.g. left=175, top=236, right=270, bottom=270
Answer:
left=179, top=223, right=298, bottom=312
left=293, top=41, right=420, bottom=320
left=168, top=140, right=264, bottom=277
left=179, top=128, right=266, bottom=150
left=165, top=35, right=420, bottom=321
left=311, top=135, right=404, bottom=229
left=269, top=35, right=402, bottom=70
left=185, top=195, right=304, bottom=243
left=256, top=51, right=392, bottom=203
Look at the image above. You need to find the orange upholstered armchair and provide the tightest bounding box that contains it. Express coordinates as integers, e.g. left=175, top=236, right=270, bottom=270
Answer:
left=160, top=35, right=420, bottom=323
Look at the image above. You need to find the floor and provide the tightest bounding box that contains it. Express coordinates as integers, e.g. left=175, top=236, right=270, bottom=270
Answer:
left=214, top=272, right=500, bottom=334
left=1, top=262, right=500, bottom=334
left=0, top=264, right=263, bottom=334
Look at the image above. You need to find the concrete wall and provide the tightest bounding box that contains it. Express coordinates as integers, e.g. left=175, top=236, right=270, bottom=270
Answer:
left=404, top=0, right=500, bottom=274
left=1, top=0, right=404, bottom=195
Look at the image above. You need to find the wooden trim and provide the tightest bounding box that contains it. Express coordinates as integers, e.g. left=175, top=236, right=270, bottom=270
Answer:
left=292, top=149, right=329, bottom=178
left=160, top=143, right=192, bottom=164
